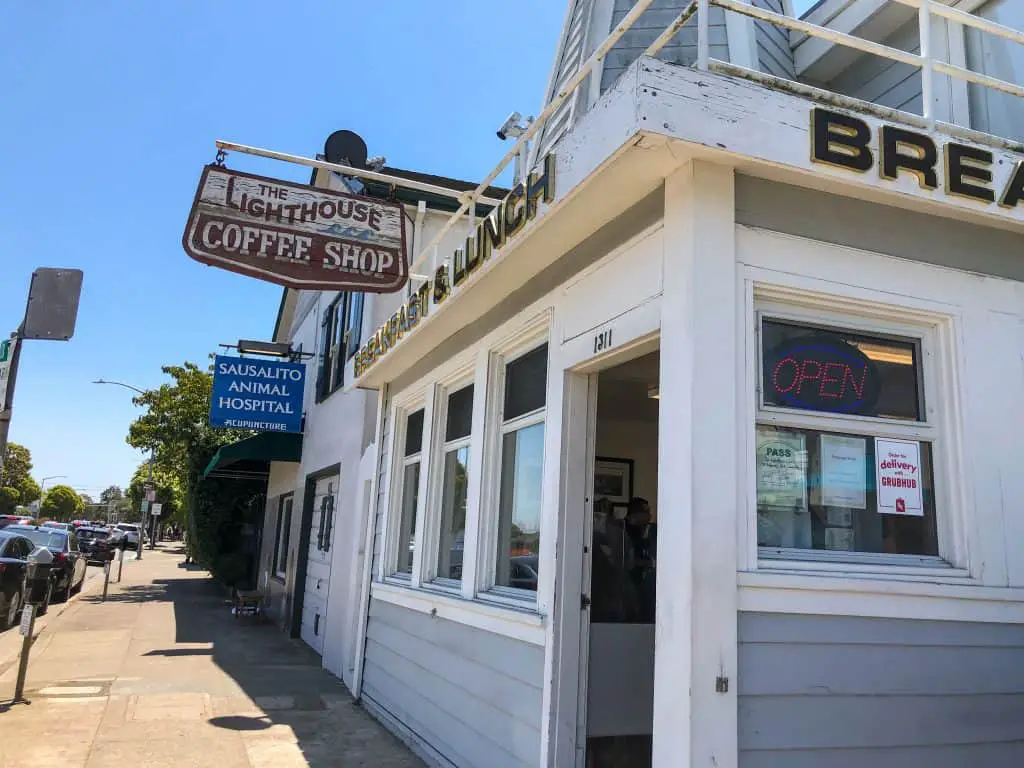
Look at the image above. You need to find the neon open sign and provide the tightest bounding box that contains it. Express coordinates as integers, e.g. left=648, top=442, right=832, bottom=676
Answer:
left=763, top=330, right=881, bottom=416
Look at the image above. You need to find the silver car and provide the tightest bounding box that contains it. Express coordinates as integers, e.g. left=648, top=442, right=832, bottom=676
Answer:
left=114, top=523, right=143, bottom=550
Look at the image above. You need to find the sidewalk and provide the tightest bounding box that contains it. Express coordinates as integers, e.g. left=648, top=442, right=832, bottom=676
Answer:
left=0, top=546, right=423, bottom=768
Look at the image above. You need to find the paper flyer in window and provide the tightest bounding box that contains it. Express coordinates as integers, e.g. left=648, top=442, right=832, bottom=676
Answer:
left=820, top=435, right=867, bottom=509
left=825, top=527, right=855, bottom=551
left=875, top=437, right=924, bottom=516
left=755, top=429, right=808, bottom=512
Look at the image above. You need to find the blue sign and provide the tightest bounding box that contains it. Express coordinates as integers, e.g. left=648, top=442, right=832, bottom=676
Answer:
left=209, top=355, right=305, bottom=433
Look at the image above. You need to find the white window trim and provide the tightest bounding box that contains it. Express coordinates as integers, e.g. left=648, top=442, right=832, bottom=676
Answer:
left=738, top=571, right=1024, bottom=625
left=274, top=495, right=292, bottom=581
left=384, top=397, right=426, bottom=580
left=421, top=368, right=476, bottom=592
left=370, top=580, right=545, bottom=646
left=742, top=278, right=969, bottom=578
left=477, top=319, right=550, bottom=599
left=375, top=308, right=552, bottom=634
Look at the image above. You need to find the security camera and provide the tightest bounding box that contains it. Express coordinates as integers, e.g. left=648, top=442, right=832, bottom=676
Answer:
left=497, top=111, right=525, bottom=141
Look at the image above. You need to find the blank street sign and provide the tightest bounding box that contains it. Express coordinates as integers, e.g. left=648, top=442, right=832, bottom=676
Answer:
left=23, top=268, right=84, bottom=341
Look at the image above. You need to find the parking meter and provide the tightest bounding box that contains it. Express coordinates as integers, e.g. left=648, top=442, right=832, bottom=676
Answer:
left=26, top=547, right=54, bottom=605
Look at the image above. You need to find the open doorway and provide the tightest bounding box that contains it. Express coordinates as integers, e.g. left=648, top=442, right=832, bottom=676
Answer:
left=582, top=350, right=659, bottom=768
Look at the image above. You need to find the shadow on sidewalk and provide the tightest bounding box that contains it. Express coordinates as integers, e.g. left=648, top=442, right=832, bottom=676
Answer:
left=122, top=564, right=419, bottom=766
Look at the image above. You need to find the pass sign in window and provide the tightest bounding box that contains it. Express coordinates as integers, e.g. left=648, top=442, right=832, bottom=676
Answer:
left=209, top=355, right=305, bottom=433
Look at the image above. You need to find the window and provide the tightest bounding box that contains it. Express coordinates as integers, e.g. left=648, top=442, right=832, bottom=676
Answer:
left=317, top=292, right=364, bottom=400
left=756, top=315, right=940, bottom=561
left=316, top=486, right=335, bottom=552
left=494, top=343, right=548, bottom=592
left=394, top=409, right=424, bottom=575
left=434, top=384, right=473, bottom=584
left=274, top=495, right=293, bottom=579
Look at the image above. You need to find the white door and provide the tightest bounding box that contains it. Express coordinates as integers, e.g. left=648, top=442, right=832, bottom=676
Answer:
left=301, top=475, right=338, bottom=655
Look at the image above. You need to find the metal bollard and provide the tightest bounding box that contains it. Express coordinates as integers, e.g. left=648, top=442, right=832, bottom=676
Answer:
left=117, top=547, right=125, bottom=582
left=12, top=604, right=36, bottom=704
left=102, top=560, right=111, bottom=601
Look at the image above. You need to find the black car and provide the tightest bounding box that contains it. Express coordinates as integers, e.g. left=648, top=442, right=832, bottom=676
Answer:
left=76, top=526, right=115, bottom=565
left=4, top=525, right=87, bottom=602
left=0, top=531, right=50, bottom=630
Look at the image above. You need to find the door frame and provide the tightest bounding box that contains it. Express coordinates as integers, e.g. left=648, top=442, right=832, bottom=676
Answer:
left=548, top=334, right=661, bottom=767
left=290, top=462, right=341, bottom=640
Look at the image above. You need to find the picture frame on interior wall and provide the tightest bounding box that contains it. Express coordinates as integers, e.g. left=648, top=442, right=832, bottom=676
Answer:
left=594, top=457, right=633, bottom=504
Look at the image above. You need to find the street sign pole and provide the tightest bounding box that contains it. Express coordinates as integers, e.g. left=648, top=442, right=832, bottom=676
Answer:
left=0, top=331, right=23, bottom=483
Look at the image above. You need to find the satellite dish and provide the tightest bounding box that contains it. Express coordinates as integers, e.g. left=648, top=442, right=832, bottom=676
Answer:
left=324, top=130, right=368, bottom=169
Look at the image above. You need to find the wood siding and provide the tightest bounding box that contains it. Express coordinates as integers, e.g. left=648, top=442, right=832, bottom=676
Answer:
left=823, top=19, right=922, bottom=113
left=535, top=0, right=595, bottom=162
left=600, top=1, right=730, bottom=93
left=738, top=612, right=1024, bottom=766
left=362, top=599, right=544, bottom=768
left=753, top=0, right=795, bottom=79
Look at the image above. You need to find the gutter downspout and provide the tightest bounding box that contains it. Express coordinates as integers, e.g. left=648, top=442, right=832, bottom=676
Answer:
left=410, top=200, right=427, bottom=296
left=351, top=382, right=389, bottom=699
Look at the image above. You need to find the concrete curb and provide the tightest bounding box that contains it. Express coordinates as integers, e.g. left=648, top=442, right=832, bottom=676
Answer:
left=0, top=562, right=112, bottom=679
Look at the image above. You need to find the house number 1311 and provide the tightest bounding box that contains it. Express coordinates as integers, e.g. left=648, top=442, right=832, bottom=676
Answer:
left=593, top=329, right=613, bottom=354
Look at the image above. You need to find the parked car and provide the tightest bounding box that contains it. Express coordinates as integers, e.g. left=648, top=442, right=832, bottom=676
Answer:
left=76, top=526, right=115, bottom=566
left=508, top=555, right=539, bottom=591
left=0, top=531, right=51, bottom=629
left=3, top=525, right=87, bottom=602
left=41, top=521, right=72, bottom=531
left=114, top=523, right=142, bottom=550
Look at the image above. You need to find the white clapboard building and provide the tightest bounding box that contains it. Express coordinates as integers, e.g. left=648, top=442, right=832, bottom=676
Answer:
left=249, top=1, right=1024, bottom=765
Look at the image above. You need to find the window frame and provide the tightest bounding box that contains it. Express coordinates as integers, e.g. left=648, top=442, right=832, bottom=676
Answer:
left=273, top=494, right=293, bottom=581
left=317, top=292, right=364, bottom=401
left=422, top=374, right=476, bottom=591
left=385, top=397, right=430, bottom=581
left=750, top=293, right=957, bottom=571
left=479, top=334, right=549, bottom=602
left=376, top=309, right=552, bottom=627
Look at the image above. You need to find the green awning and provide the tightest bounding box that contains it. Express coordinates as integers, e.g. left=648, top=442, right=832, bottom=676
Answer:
left=203, top=432, right=303, bottom=480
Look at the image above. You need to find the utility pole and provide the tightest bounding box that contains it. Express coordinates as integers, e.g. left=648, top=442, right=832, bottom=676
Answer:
left=92, top=379, right=155, bottom=561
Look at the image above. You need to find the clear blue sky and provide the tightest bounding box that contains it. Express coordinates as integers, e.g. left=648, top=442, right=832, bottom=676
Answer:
left=0, top=1, right=563, bottom=496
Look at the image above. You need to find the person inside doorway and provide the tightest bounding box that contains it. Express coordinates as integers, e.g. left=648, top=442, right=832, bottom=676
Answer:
left=624, top=497, right=656, bottom=623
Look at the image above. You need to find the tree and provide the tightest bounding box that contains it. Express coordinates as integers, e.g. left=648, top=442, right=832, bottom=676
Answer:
left=39, top=484, right=84, bottom=521
left=126, top=361, right=256, bottom=582
left=1, top=442, right=40, bottom=504
left=0, top=487, right=20, bottom=515
left=127, top=362, right=249, bottom=485
left=80, top=492, right=94, bottom=507
left=100, top=485, right=123, bottom=503
left=1, top=443, right=31, bottom=488
left=127, top=461, right=182, bottom=524
left=19, top=476, right=41, bottom=506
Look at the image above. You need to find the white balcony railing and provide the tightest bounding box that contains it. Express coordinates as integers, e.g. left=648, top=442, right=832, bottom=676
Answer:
left=219, top=0, right=1024, bottom=283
